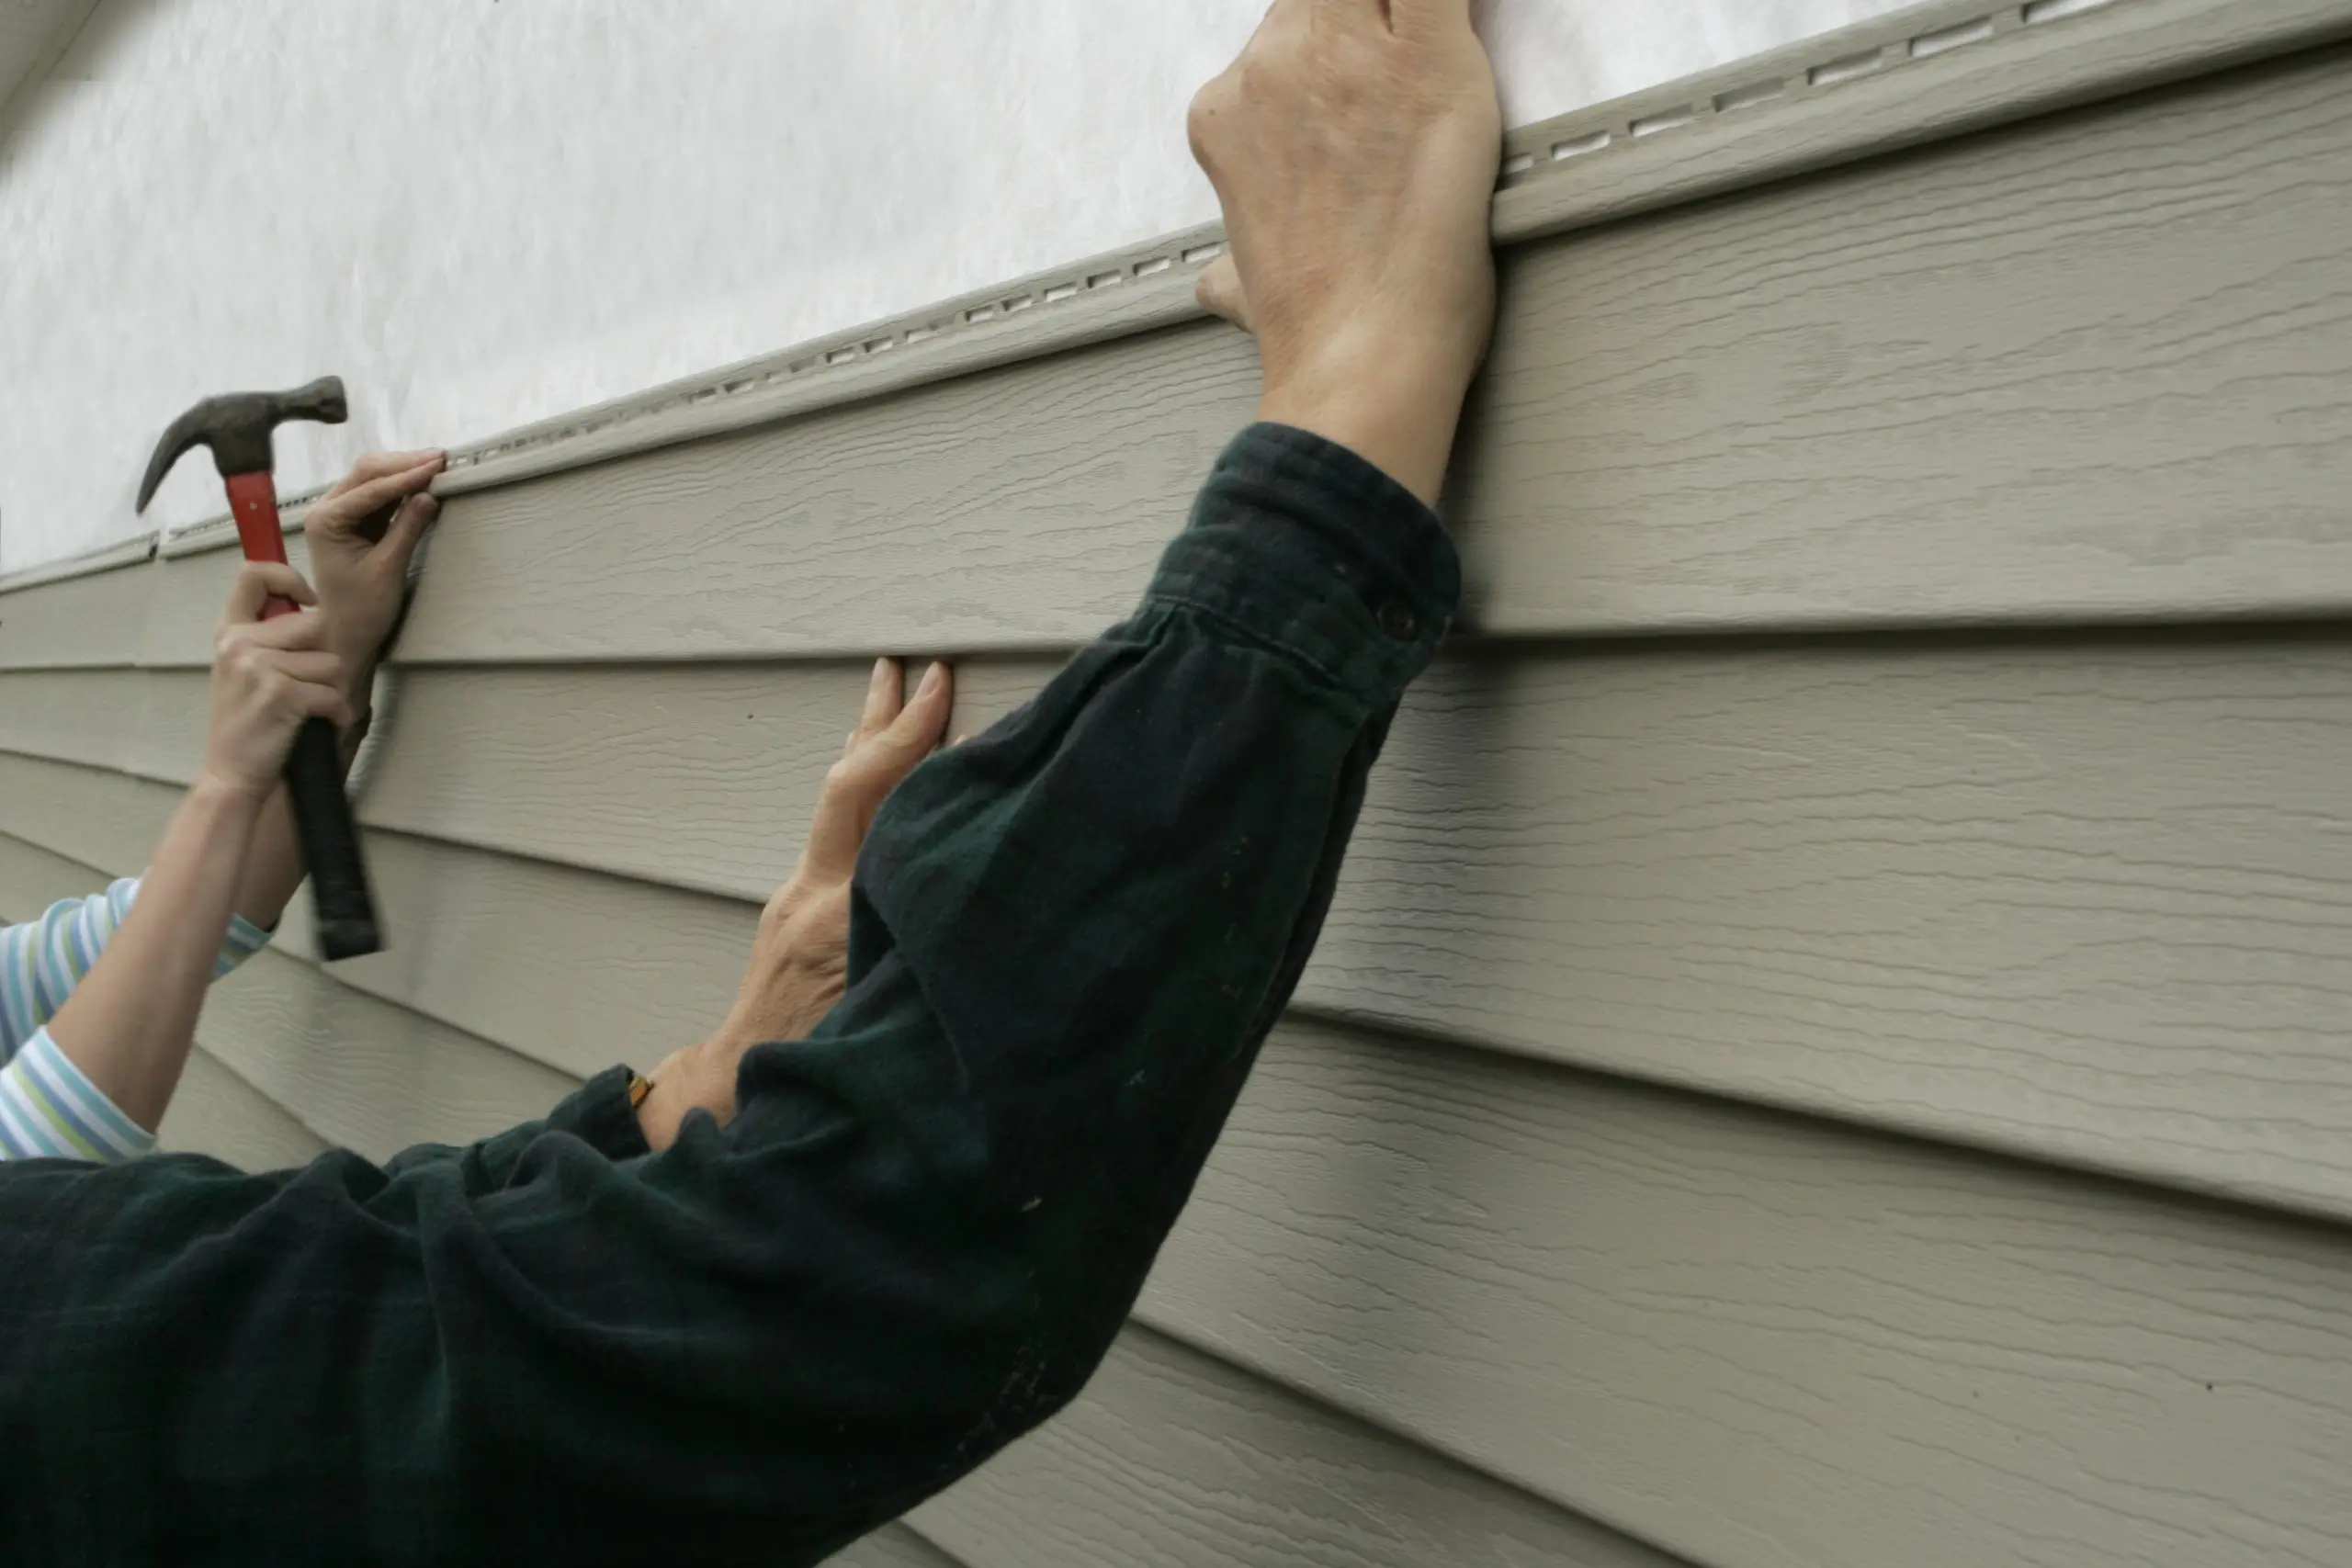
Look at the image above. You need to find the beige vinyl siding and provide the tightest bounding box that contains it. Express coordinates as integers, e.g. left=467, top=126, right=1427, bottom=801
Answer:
left=826, top=1525, right=968, bottom=1568
left=4, top=8, right=2350, bottom=1566
left=153, top=1047, right=331, bottom=1171
left=16, top=634, right=2352, bottom=1217
left=909, top=1325, right=1685, bottom=1568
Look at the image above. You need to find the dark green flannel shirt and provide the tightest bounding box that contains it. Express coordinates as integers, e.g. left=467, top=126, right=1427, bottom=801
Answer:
left=0, top=423, right=1459, bottom=1566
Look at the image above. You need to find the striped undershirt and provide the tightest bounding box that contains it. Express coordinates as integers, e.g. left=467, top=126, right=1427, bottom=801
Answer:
left=0, top=879, right=270, bottom=1163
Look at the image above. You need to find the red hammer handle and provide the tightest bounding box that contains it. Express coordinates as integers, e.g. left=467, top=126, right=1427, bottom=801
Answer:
left=223, top=471, right=300, bottom=618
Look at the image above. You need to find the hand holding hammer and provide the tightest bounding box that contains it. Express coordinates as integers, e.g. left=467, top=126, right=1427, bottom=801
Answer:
left=136, top=377, right=394, bottom=960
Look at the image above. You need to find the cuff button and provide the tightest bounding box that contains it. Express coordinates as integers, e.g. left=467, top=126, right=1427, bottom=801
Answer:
left=1376, top=598, right=1419, bottom=641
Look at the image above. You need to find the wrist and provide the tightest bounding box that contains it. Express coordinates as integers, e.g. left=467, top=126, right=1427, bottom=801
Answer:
left=634, top=1035, right=747, bottom=1149
left=187, top=767, right=278, bottom=816
left=1256, top=330, right=1478, bottom=508
left=1258, top=377, right=1471, bottom=511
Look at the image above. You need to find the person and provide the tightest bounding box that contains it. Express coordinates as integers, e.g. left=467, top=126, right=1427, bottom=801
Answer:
left=0, top=1, right=1501, bottom=1562
left=0, top=455, right=447, bottom=1160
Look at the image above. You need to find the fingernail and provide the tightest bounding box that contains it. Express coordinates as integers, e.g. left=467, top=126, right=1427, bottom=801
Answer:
left=869, top=657, right=891, bottom=694
left=919, top=661, right=947, bottom=697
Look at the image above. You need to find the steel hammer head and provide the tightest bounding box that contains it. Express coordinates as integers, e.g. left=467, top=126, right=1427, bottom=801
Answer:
left=135, top=376, right=349, bottom=513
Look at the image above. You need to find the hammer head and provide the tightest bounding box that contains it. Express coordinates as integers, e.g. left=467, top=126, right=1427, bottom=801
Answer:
left=135, top=376, right=348, bottom=513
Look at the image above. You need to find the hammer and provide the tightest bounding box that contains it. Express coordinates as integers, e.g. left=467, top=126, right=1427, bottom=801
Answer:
left=136, top=376, right=382, bottom=961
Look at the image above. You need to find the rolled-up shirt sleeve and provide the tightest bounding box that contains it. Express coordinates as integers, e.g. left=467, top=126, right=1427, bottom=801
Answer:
left=0, top=1032, right=156, bottom=1164
left=0, top=878, right=275, bottom=1164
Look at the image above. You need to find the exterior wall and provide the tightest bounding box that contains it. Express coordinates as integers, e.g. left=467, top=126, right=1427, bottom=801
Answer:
left=0, top=0, right=1919, bottom=573
left=4, top=6, right=2351, bottom=1565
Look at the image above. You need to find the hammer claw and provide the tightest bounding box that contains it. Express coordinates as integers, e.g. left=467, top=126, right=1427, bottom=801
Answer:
left=133, top=376, right=349, bottom=513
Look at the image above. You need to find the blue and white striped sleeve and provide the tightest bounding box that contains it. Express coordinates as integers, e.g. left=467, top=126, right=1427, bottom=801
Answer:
left=0, top=877, right=274, bottom=1163
left=0, top=1030, right=155, bottom=1162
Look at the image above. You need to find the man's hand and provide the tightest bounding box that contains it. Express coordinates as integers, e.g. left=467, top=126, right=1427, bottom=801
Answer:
left=1189, top=0, right=1501, bottom=505
left=636, top=658, right=956, bottom=1151
left=304, top=450, right=446, bottom=703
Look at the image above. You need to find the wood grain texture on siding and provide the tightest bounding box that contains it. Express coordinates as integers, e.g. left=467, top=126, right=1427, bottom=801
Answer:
left=286, top=829, right=754, bottom=1083
left=1462, top=42, right=2352, bottom=637
left=380, top=333, right=1233, bottom=669
left=826, top=1524, right=970, bottom=1568
left=0, top=558, right=150, bottom=671
left=133, top=533, right=320, bottom=672
left=151, top=45, right=2345, bottom=672
left=197, top=947, right=580, bottom=1164
left=354, top=660, right=1054, bottom=896
left=0, top=750, right=174, bottom=876
left=156, top=1047, right=331, bottom=1171
left=0, top=737, right=752, bottom=1088
left=34, top=631, right=2346, bottom=1220
left=912, top=1325, right=1683, bottom=1568
left=0, top=666, right=198, bottom=774
left=0, top=821, right=119, bottom=915
left=1306, top=633, right=2352, bottom=1218
left=1137, top=1017, right=2352, bottom=1568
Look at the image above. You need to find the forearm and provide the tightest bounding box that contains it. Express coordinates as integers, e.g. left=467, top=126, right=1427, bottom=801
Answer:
left=46, top=779, right=266, bottom=1130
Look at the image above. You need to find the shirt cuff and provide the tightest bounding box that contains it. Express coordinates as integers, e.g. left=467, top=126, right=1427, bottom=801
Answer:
left=546, top=1065, right=653, bottom=1162
left=1143, top=422, right=1462, bottom=704
left=0, top=1029, right=155, bottom=1164
left=219, top=912, right=275, bottom=975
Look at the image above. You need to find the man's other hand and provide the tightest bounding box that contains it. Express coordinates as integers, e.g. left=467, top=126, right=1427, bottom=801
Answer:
left=636, top=658, right=955, bottom=1151
left=1189, top=0, right=1501, bottom=505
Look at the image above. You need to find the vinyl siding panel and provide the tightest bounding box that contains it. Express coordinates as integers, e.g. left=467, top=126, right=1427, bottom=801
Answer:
left=827, top=1525, right=970, bottom=1568
left=1142, top=1019, right=2352, bottom=1568
left=909, top=1326, right=1685, bottom=1568
left=12, top=632, right=2352, bottom=1219
left=0, top=558, right=150, bottom=671
left=154, top=1046, right=332, bottom=1171
left=0, top=748, right=173, bottom=874
left=5, top=12, right=2350, bottom=1568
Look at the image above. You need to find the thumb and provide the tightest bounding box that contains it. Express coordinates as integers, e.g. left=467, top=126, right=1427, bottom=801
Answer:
left=221, top=562, right=315, bottom=626
left=379, top=491, right=441, bottom=574
left=1197, top=253, right=1252, bottom=332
